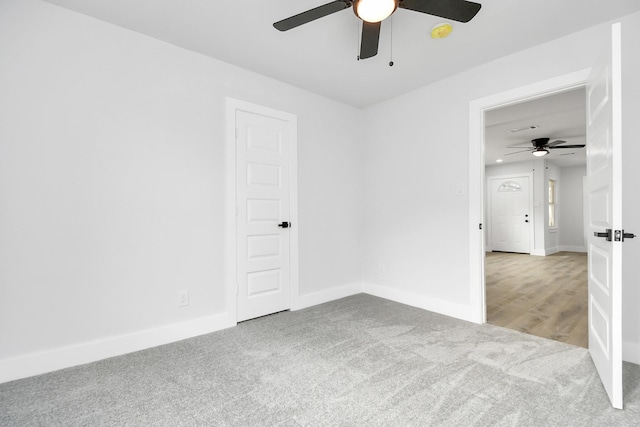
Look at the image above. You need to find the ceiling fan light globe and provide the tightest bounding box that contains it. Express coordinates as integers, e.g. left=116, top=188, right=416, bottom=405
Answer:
left=355, top=0, right=398, bottom=23
left=532, top=148, right=549, bottom=157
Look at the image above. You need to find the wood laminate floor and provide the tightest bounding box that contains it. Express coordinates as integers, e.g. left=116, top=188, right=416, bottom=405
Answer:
left=485, top=251, right=588, bottom=348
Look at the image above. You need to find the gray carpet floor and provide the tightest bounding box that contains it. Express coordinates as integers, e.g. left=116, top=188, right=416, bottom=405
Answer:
left=1, top=294, right=639, bottom=426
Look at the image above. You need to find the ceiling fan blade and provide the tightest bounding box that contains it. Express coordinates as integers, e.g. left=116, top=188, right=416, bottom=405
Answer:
left=547, top=139, right=567, bottom=147
left=504, top=149, right=532, bottom=156
left=548, top=145, right=585, bottom=149
left=399, top=0, right=482, bottom=23
left=359, top=21, right=381, bottom=59
left=273, top=1, right=351, bottom=31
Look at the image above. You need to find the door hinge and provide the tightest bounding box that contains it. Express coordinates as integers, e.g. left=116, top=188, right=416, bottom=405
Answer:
left=479, top=223, right=483, bottom=230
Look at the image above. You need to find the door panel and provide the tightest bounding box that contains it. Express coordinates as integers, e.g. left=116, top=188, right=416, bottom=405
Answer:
left=236, top=110, right=293, bottom=322
left=586, top=22, right=623, bottom=409
left=490, top=176, right=531, bottom=253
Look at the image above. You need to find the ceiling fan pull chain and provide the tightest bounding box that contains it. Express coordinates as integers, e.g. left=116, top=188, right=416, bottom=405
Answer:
left=357, top=19, right=362, bottom=60
left=389, top=16, right=394, bottom=66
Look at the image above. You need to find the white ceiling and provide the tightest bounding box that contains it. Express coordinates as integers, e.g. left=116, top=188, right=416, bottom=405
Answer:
left=43, top=0, right=640, bottom=108
left=485, top=88, right=586, bottom=168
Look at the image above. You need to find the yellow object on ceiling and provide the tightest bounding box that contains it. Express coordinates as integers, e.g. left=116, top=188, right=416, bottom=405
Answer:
left=431, top=23, right=453, bottom=39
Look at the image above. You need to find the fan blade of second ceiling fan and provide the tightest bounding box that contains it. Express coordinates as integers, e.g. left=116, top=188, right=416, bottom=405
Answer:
left=273, top=1, right=350, bottom=31
left=504, top=149, right=532, bottom=156
left=359, top=21, right=381, bottom=59
left=548, top=145, right=586, bottom=149
left=547, top=139, right=567, bottom=147
left=400, top=0, right=482, bottom=23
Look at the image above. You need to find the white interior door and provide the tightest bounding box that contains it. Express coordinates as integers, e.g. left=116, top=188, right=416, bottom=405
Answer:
left=586, top=22, right=623, bottom=409
left=236, top=109, right=294, bottom=322
left=490, top=176, right=531, bottom=253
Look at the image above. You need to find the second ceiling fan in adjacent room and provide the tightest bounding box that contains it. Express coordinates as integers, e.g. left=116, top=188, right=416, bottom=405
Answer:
left=505, top=138, right=586, bottom=157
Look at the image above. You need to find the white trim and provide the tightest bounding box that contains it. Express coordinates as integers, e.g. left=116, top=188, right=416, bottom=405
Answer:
left=468, top=69, right=591, bottom=324
left=546, top=247, right=561, bottom=255
left=530, top=249, right=547, bottom=256
left=559, top=245, right=587, bottom=253
left=295, top=282, right=363, bottom=311
left=0, top=313, right=234, bottom=384
left=225, top=98, right=299, bottom=318
left=225, top=100, right=239, bottom=323
left=363, top=283, right=477, bottom=323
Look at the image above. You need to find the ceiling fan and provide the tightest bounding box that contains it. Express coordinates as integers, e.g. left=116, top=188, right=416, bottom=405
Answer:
left=505, top=138, right=586, bottom=157
left=273, top=0, right=482, bottom=60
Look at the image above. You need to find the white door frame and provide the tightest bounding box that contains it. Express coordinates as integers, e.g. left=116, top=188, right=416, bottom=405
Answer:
left=225, top=98, right=299, bottom=323
left=486, top=173, right=533, bottom=253
left=468, top=69, right=590, bottom=323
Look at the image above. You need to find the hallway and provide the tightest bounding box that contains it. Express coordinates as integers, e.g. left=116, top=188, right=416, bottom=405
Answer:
left=485, top=251, right=588, bottom=348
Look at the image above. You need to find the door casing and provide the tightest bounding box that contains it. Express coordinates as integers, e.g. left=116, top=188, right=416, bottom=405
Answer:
left=468, top=69, right=590, bottom=324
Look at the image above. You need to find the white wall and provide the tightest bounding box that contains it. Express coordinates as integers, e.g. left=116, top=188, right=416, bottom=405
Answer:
left=0, top=0, right=363, bottom=381
left=558, top=165, right=587, bottom=252
left=361, top=22, right=601, bottom=314
left=361, top=12, right=640, bottom=361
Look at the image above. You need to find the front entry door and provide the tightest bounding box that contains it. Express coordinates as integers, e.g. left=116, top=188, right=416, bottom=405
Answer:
left=586, top=22, right=623, bottom=409
left=235, top=108, right=295, bottom=322
left=490, top=176, right=531, bottom=253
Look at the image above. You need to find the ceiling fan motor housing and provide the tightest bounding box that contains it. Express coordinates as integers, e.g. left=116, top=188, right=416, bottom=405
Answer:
left=532, top=138, right=550, bottom=147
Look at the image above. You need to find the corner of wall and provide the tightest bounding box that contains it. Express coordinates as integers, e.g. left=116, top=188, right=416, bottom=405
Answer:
left=362, top=282, right=479, bottom=324
left=293, top=282, right=363, bottom=311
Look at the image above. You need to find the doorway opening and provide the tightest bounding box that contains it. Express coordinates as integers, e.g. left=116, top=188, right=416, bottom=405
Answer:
left=482, top=88, right=589, bottom=347
left=467, top=68, right=591, bottom=328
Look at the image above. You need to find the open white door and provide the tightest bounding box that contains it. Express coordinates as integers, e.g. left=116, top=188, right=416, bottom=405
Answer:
left=586, top=22, right=623, bottom=409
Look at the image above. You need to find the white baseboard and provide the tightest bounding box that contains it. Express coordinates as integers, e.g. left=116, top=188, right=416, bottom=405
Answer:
left=0, top=313, right=235, bottom=384
left=623, top=340, right=640, bottom=365
left=294, top=282, right=363, bottom=311
left=559, top=245, right=587, bottom=253
left=362, top=282, right=477, bottom=323
left=5, top=287, right=635, bottom=385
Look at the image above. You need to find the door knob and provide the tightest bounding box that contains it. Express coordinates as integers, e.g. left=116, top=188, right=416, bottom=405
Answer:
left=594, top=229, right=612, bottom=241
left=278, top=221, right=291, bottom=228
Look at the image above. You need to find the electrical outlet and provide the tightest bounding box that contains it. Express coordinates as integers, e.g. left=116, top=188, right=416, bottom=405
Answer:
left=177, top=289, right=189, bottom=307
